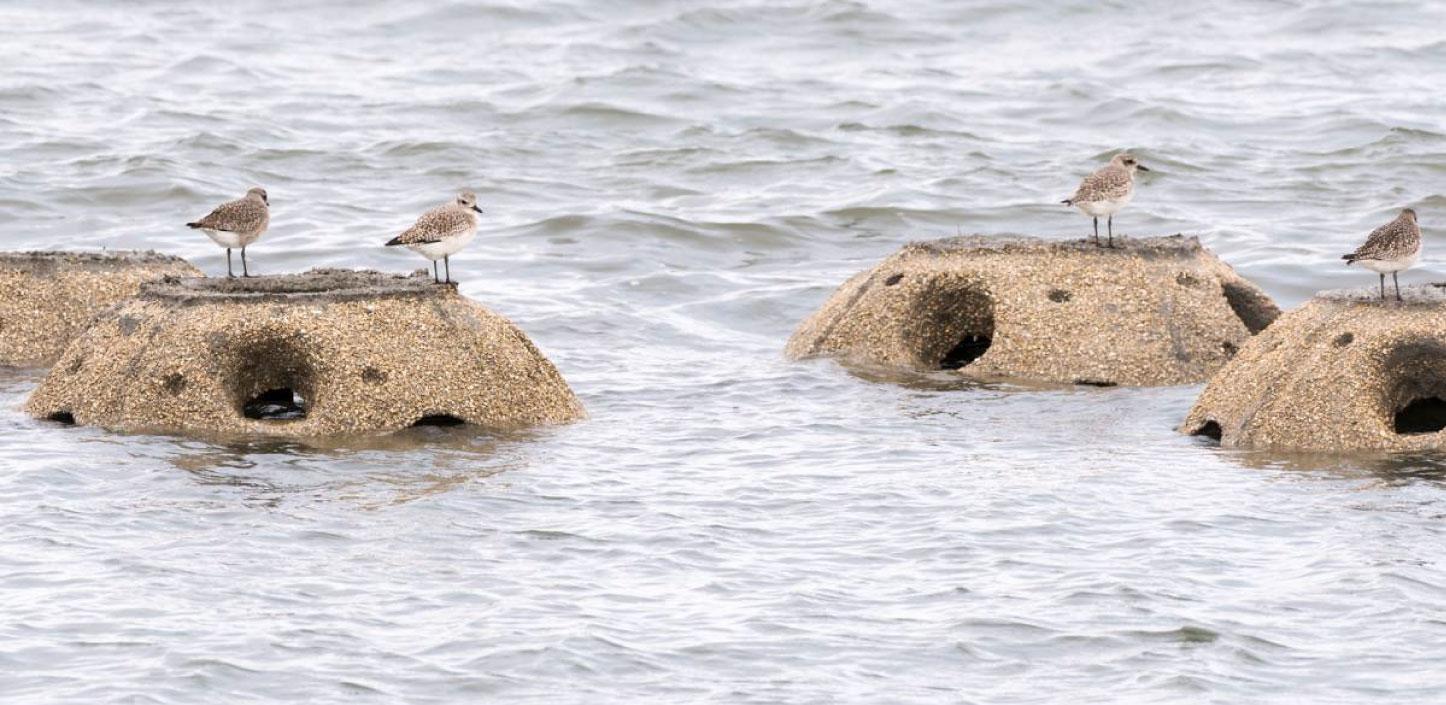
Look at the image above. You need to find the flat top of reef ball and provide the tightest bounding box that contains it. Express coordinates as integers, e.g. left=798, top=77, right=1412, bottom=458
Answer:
left=141, top=268, right=446, bottom=304
left=905, top=233, right=1204, bottom=258
left=0, top=250, right=194, bottom=274
left=1315, top=284, right=1446, bottom=305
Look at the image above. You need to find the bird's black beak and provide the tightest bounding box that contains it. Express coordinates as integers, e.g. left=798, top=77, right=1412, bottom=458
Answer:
left=472, top=205, right=484, bottom=213
left=1136, top=164, right=1151, bottom=172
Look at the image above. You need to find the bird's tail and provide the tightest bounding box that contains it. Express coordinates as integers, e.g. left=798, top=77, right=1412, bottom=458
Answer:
left=1341, top=254, right=1357, bottom=264
left=185, top=222, right=202, bottom=229
left=385, top=235, right=404, bottom=246
left=1060, top=199, right=1073, bottom=206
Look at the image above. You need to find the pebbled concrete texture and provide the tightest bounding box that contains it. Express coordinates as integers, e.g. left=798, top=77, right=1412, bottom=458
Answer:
left=26, top=268, right=584, bottom=437
left=786, top=234, right=1279, bottom=387
left=1181, top=285, right=1446, bottom=451
left=0, top=250, right=201, bottom=367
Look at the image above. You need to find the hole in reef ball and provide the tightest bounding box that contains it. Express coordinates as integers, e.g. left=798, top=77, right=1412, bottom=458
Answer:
left=1394, top=397, right=1446, bottom=435
left=884, top=273, right=904, bottom=286
left=1176, top=272, right=1203, bottom=288
left=1333, top=332, right=1354, bottom=348
left=412, top=414, right=466, bottom=427
left=1074, top=379, right=1117, bottom=387
left=67, top=357, right=83, bottom=373
left=1048, top=289, right=1072, bottom=303
left=1221, top=341, right=1238, bottom=357
left=46, top=411, right=76, bottom=425
left=940, top=335, right=992, bottom=370
left=244, top=388, right=308, bottom=421
left=1192, top=420, right=1223, bottom=442
left=162, top=373, right=187, bottom=396
left=362, top=367, right=387, bottom=383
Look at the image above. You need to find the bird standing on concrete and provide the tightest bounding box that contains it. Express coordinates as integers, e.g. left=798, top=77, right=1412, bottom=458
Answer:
left=386, top=190, right=484, bottom=284
left=187, top=187, right=269, bottom=277
left=1062, top=153, right=1150, bottom=248
left=1342, top=208, right=1421, bottom=301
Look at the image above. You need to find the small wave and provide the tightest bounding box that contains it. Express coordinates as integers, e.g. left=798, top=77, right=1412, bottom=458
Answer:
left=553, top=102, right=684, bottom=127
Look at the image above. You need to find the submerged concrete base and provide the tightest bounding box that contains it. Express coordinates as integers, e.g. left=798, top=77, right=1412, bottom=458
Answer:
left=26, top=269, right=584, bottom=436
left=786, top=235, right=1278, bottom=386
left=0, top=251, right=200, bottom=367
left=1182, top=286, right=1446, bottom=452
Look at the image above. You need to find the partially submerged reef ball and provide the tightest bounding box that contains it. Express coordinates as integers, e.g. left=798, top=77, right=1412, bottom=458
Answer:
left=0, top=250, right=200, bottom=367
left=26, top=269, right=584, bottom=436
left=787, top=235, right=1278, bottom=387
left=1183, top=286, right=1446, bottom=452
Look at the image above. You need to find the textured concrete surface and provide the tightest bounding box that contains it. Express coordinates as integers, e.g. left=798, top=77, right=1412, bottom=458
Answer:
left=27, top=269, right=584, bottom=437
left=786, top=234, right=1279, bottom=386
left=0, top=251, right=201, bottom=367
left=1181, top=285, right=1446, bottom=451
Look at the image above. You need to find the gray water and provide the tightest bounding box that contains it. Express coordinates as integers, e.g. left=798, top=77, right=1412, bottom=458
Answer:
left=3, top=1, right=1446, bottom=703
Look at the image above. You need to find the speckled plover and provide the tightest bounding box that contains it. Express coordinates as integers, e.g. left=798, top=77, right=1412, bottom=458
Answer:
left=1342, top=208, right=1421, bottom=301
left=385, top=190, right=484, bottom=284
left=1061, top=153, right=1150, bottom=248
left=186, top=187, right=269, bottom=277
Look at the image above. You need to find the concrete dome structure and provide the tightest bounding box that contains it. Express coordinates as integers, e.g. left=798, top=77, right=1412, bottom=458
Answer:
left=786, top=235, right=1278, bottom=387
left=26, top=269, right=583, bottom=436
left=1182, top=286, right=1446, bottom=452
left=0, top=250, right=200, bottom=367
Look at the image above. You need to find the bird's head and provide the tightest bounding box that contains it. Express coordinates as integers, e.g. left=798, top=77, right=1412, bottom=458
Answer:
left=1111, top=153, right=1150, bottom=173
left=246, top=187, right=269, bottom=205
left=457, top=190, right=484, bottom=214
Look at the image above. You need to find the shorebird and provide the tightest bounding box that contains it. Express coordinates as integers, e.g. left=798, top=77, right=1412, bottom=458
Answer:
left=1062, top=153, right=1150, bottom=248
left=1342, top=208, right=1421, bottom=301
left=385, top=190, right=484, bottom=284
left=186, top=187, right=269, bottom=277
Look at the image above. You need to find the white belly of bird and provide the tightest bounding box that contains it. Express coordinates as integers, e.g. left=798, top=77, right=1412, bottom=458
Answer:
left=1075, top=191, right=1132, bottom=218
left=1358, top=250, right=1419, bottom=274
left=408, top=229, right=477, bottom=261
left=203, top=229, right=247, bottom=249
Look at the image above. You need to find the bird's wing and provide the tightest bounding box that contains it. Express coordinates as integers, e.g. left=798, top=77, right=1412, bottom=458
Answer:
left=1069, top=166, right=1131, bottom=203
left=1348, top=216, right=1413, bottom=260
left=191, top=198, right=266, bottom=232
left=392, top=205, right=471, bottom=245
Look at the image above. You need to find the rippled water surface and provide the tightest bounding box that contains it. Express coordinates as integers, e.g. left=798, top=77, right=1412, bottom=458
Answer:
left=3, top=1, right=1446, bottom=703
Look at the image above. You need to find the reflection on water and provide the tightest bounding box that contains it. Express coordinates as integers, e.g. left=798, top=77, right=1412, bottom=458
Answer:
left=1226, top=446, right=1446, bottom=486
left=163, top=425, right=543, bottom=507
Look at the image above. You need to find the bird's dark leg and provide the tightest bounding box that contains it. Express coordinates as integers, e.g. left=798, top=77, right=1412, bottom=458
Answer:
left=444, top=255, right=451, bottom=284
left=1394, top=272, right=1402, bottom=302
left=226, top=248, right=234, bottom=278
left=1092, top=217, right=1099, bottom=246
left=432, top=260, right=440, bottom=284
left=1379, top=273, right=1386, bottom=301
left=1107, top=215, right=1115, bottom=248
left=241, top=246, right=250, bottom=277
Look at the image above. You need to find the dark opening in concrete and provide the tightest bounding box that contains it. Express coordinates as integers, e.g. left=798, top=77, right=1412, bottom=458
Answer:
left=1048, top=289, right=1072, bottom=303
left=1192, top=420, right=1222, bottom=442
left=46, top=411, right=76, bottom=425
left=941, top=335, right=992, bottom=370
left=229, top=332, right=314, bottom=422
left=412, top=414, right=466, bottom=427
left=1332, top=332, right=1354, bottom=348
left=1384, top=342, right=1446, bottom=436
left=1394, top=397, right=1446, bottom=435
left=915, top=279, right=995, bottom=371
left=244, top=388, right=307, bottom=420
left=1075, top=379, right=1117, bottom=387
left=1221, top=282, right=1277, bottom=334
left=884, top=273, right=904, bottom=286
